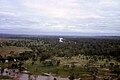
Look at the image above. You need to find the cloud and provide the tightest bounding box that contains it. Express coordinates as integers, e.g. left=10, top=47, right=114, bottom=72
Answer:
left=19, top=0, right=104, bottom=19
left=0, top=0, right=120, bottom=35
left=99, top=0, right=119, bottom=6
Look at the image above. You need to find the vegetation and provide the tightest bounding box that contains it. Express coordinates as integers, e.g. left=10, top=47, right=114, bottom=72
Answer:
left=0, top=36, right=120, bottom=79
left=0, top=75, right=13, bottom=79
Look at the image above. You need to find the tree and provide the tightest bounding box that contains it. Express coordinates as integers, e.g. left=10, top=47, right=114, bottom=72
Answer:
left=89, top=67, right=98, bottom=80
left=69, top=73, right=75, bottom=80
left=113, top=65, right=120, bottom=77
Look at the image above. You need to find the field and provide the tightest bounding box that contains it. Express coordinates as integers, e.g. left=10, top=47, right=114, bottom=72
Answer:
left=23, top=56, right=119, bottom=79
left=0, top=36, right=120, bottom=80
left=0, top=46, right=31, bottom=56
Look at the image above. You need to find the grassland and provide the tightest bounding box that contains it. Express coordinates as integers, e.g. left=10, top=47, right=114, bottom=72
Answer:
left=22, top=56, right=119, bottom=79
left=0, top=46, right=31, bottom=56
left=0, top=37, right=120, bottom=79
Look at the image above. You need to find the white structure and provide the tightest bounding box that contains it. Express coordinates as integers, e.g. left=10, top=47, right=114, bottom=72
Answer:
left=5, top=60, right=8, bottom=63
left=59, top=38, right=63, bottom=42
left=14, top=59, right=16, bottom=62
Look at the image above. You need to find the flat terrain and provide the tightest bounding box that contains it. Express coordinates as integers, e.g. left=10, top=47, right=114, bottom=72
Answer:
left=0, top=46, right=31, bottom=56
left=0, top=36, right=119, bottom=79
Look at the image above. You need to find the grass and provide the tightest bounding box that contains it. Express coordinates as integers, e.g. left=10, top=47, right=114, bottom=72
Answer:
left=0, top=38, right=119, bottom=79
left=0, top=56, right=118, bottom=79
left=22, top=56, right=120, bottom=79
left=24, top=63, right=91, bottom=77
left=0, top=75, right=13, bottom=79
left=0, top=46, right=31, bottom=56
left=23, top=57, right=93, bottom=77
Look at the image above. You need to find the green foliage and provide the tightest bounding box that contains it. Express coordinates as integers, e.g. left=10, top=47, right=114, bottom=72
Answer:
left=0, top=37, right=120, bottom=79
left=0, top=75, right=13, bottom=79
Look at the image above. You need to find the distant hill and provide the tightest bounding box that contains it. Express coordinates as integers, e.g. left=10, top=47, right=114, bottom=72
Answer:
left=0, top=33, right=120, bottom=39
left=0, top=33, right=32, bottom=37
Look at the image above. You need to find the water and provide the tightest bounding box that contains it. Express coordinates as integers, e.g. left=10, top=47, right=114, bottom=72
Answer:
left=0, top=68, right=76, bottom=80
left=19, top=74, right=70, bottom=80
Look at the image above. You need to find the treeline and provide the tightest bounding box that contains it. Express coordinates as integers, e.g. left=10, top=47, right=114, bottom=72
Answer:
left=0, top=37, right=120, bottom=62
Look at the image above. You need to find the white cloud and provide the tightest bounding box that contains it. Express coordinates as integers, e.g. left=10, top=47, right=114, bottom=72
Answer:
left=20, top=0, right=103, bottom=19
left=0, top=11, right=16, bottom=16
left=99, top=0, right=119, bottom=6
left=0, top=0, right=120, bottom=35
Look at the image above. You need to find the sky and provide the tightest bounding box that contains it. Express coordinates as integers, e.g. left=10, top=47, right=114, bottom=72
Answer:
left=0, top=0, right=120, bottom=36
